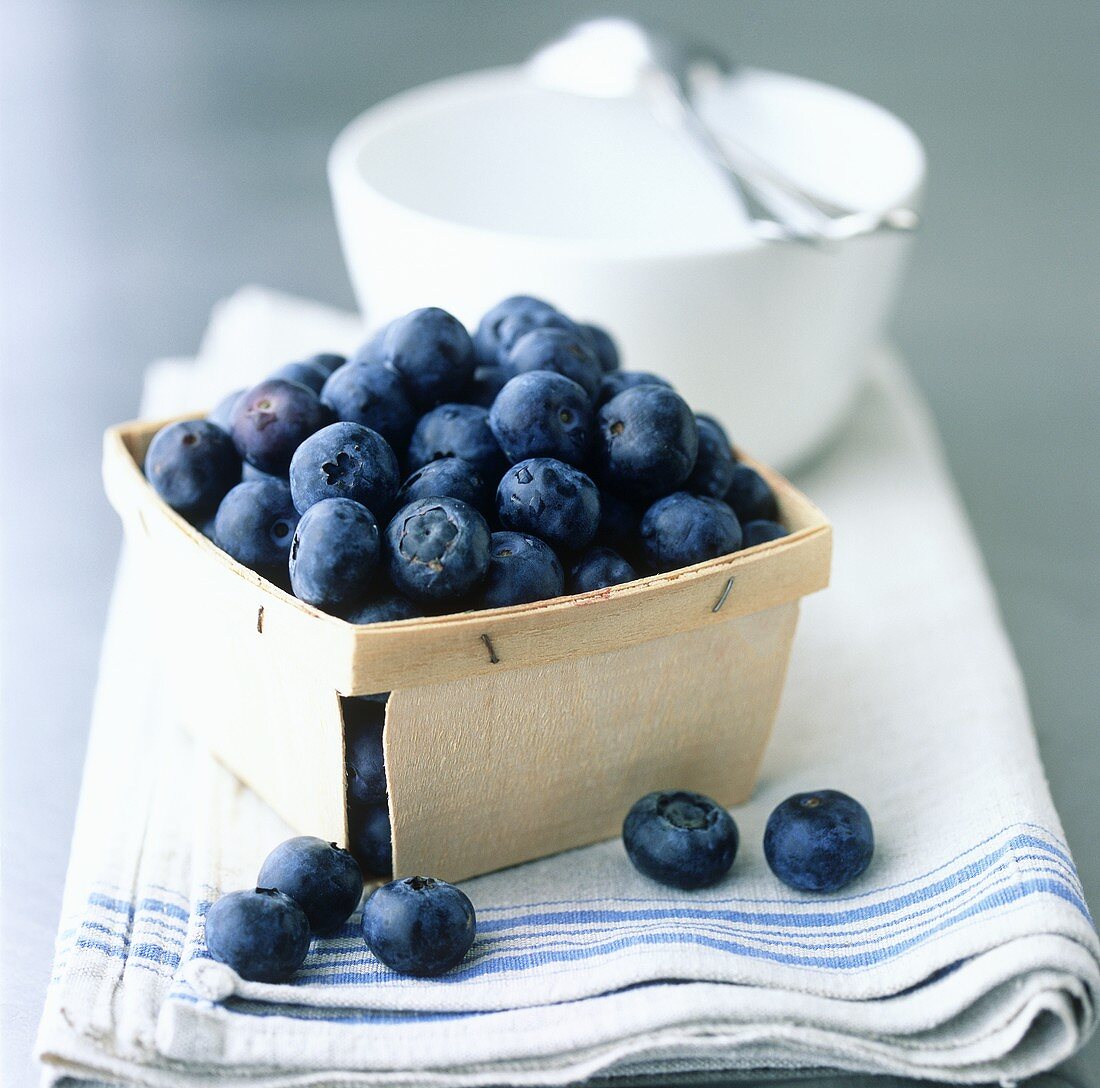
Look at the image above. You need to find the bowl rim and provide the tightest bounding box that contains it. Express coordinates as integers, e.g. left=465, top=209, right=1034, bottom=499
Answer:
left=328, top=64, right=927, bottom=262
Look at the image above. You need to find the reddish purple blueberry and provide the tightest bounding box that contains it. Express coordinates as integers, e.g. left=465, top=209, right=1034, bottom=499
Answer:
left=230, top=379, right=331, bottom=476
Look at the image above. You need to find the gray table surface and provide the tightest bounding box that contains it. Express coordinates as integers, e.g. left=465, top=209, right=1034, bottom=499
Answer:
left=2, top=2, right=1097, bottom=1085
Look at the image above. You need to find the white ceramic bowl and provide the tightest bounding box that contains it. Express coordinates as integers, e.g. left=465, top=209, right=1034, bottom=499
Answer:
left=329, top=66, right=924, bottom=469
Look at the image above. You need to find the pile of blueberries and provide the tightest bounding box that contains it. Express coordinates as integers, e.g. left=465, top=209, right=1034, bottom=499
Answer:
left=144, top=295, right=790, bottom=621
left=206, top=789, right=872, bottom=984
left=145, top=296, right=799, bottom=896
left=206, top=836, right=476, bottom=982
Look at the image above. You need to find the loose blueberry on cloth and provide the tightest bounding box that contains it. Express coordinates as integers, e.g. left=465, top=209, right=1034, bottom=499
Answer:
left=256, top=837, right=363, bottom=937
left=37, top=290, right=1099, bottom=1088
left=623, top=789, right=739, bottom=889
left=203, top=888, right=311, bottom=983
left=362, top=876, right=477, bottom=978
left=764, top=789, right=875, bottom=893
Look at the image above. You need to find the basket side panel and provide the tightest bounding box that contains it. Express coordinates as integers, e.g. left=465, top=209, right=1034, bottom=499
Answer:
left=121, top=519, right=349, bottom=846
left=385, top=601, right=801, bottom=882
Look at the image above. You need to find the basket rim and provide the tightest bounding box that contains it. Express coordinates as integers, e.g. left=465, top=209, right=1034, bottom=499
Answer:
left=103, top=412, right=831, bottom=692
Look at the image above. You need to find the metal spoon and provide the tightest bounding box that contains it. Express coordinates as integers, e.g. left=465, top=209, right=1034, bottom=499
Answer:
left=527, top=18, right=919, bottom=245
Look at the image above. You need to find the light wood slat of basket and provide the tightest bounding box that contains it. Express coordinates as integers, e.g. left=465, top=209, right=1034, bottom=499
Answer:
left=385, top=601, right=800, bottom=882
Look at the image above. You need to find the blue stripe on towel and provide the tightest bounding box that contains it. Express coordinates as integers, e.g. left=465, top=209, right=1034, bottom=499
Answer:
left=54, top=823, right=1087, bottom=1001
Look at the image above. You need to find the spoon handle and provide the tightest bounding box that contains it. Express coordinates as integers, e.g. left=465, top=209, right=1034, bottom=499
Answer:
left=657, top=77, right=828, bottom=244
left=658, top=75, right=918, bottom=244
left=714, top=127, right=920, bottom=236
left=664, top=86, right=805, bottom=239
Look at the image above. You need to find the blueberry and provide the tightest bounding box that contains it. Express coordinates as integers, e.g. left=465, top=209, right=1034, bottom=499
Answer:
left=344, top=700, right=387, bottom=805
left=256, top=836, right=363, bottom=937
left=697, top=413, right=733, bottom=452
left=349, top=802, right=392, bottom=877
left=473, top=294, right=554, bottom=366
left=495, top=307, right=584, bottom=364
left=207, top=388, right=245, bottom=433
left=204, top=888, right=311, bottom=982
left=581, top=323, right=620, bottom=373
left=483, top=531, right=564, bottom=608
left=268, top=360, right=329, bottom=394
left=489, top=371, right=593, bottom=467
left=289, top=497, right=380, bottom=612
left=351, top=323, right=393, bottom=366
left=343, top=594, right=424, bottom=625
left=362, top=876, right=476, bottom=977
left=595, top=489, right=642, bottom=547
left=407, top=403, right=504, bottom=478
left=595, top=370, right=672, bottom=408
left=507, top=327, right=602, bottom=401
left=320, top=361, right=418, bottom=448
left=724, top=464, right=778, bottom=524
left=496, top=458, right=601, bottom=551
left=386, top=497, right=491, bottom=603
left=742, top=519, right=789, bottom=547
left=597, top=385, right=698, bottom=501
left=394, top=457, right=491, bottom=519
left=230, top=379, right=331, bottom=476
left=466, top=364, right=512, bottom=407
left=289, top=421, right=399, bottom=517
left=763, top=790, right=874, bottom=893
left=686, top=416, right=736, bottom=498
left=623, top=790, right=738, bottom=890
left=382, top=307, right=475, bottom=406
left=213, top=479, right=299, bottom=576
left=306, top=352, right=347, bottom=376
left=640, top=493, right=742, bottom=572
left=569, top=546, right=636, bottom=593
left=145, top=419, right=241, bottom=514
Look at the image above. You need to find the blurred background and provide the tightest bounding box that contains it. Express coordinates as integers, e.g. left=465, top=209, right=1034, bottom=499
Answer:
left=2, top=1, right=1098, bottom=1082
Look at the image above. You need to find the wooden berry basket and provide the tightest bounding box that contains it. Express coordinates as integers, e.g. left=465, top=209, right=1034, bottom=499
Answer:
left=103, top=415, right=832, bottom=883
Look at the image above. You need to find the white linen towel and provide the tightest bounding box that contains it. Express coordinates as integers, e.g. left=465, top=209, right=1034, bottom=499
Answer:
left=36, top=288, right=1098, bottom=1086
